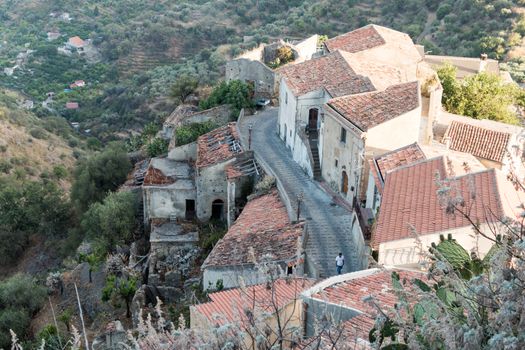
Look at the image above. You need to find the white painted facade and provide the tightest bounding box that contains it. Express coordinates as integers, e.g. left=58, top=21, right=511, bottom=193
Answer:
left=278, top=79, right=331, bottom=177
left=377, top=224, right=497, bottom=267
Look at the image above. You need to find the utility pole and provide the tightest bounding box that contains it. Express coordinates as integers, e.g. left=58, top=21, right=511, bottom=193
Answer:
left=248, top=123, right=253, bottom=150
left=296, top=191, right=304, bottom=221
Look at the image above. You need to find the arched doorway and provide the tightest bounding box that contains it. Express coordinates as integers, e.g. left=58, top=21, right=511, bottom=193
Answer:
left=211, top=199, right=224, bottom=221
left=308, top=108, right=319, bottom=131
left=341, top=171, right=348, bottom=195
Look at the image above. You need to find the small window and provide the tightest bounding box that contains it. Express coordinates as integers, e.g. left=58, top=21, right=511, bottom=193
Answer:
left=285, top=92, right=288, bottom=105
left=340, top=127, right=347, bottom=143
left=335, top=159, right=338, bottom=167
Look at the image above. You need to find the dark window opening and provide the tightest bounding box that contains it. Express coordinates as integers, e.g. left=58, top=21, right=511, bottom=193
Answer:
left=185, top=199, right=195, bottom=220
left=340, top=127, right=347, bottom=143
left=211, top=199, right=225, bottom=221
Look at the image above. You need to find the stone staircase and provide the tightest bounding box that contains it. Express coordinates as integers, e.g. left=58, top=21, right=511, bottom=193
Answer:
left=309, top=132, right=322, bottom=181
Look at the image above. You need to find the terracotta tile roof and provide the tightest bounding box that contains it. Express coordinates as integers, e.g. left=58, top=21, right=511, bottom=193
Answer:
left=324, top=25, right=386, bottom=53
left=444, top=121, right=511, bottom=163
left=311, top=269, right=423, bottom=313
left=143, top=166, right=175, bottom=185
left=279, top=51, right=376, bottom=97
left=194, top=278, right=315, bottom=326
left=304, top=268, right=427, bottom=349
left=327, top=81, right=419, bottom=131
left=202, top=190, right=303, bottom=268
left=68, top=36, right=85, bottom=47
left=373, top=157, right=504, bottom=246
left=196, top=123, right=243, bottom=168
left=65, top=102, right=79, bottom=109
left=370, top=143, right=426, bottom=192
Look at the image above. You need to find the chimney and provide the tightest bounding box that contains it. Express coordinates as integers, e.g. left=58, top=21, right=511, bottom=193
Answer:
left=480, top=53, right=488, bottom=72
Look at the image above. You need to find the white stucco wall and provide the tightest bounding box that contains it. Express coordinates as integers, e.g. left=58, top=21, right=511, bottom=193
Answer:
left=143, top=185, right=196, bottom=223
left=321, top=111, right=365, bottom=203
left=377, top=224, right=496, bottom=267
left=365, top=172, right=381, bottom=215
left=365, top=107, right=422, bottom=154
left=295, top=35, right=319, bottom=61
left=278, top=78, right=332, bottom=177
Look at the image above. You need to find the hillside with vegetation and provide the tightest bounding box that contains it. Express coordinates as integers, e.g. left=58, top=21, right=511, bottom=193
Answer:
left=2, top=0, right=525, bottom=346
left=1, top=0, right=525, bottom=141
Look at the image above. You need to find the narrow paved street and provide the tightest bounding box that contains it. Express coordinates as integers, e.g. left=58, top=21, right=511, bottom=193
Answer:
left=239, top=108, right=366, bottom=277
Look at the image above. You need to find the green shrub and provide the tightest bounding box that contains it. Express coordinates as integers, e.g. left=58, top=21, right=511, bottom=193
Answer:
left=175, top=120, right=217, bottom=146
left=0, top=274, right=46, bottom=348
left=199, top=80, right=254, bottom=111
left=0, top=160, right=12, bottom=174
left=81, top=191, right=137, bottom=254
left=146, top=137, right=169, bottom=157
left=71, top=143, right=132, bottom=212
left=53, top=165, right=68, bottom=179
left=29, top=128, right=48, bottom=140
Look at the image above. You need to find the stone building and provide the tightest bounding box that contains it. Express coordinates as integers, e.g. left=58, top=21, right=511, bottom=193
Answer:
left=162, top=104, right=232, bottom=143
left=144, top=122, right=256, bottom=225
left=142, top=157, right=196, bottom=224
left=226, top=35, right=319, bottom=99
left=202, top=190, right=305, bottom=291
left=195, top=123, right=245, bottom=221
left=321, top=81, right=422, bottom=205
left=147, top=221, right=200, bottom=301
left=276, top=24, right=443, bottom=218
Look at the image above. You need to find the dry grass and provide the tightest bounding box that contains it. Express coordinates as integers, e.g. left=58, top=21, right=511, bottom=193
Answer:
left=0, top=107, right=76, bottom=183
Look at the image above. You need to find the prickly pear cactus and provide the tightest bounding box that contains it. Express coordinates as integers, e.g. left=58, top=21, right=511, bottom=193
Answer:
left=433, top=234, right=470, bottom=270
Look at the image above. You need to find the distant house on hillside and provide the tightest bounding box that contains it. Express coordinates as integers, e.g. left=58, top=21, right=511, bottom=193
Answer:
left=67, top=36, right=86, bottom=50
left=70, top=80, right=86, bottom=88
left=47, top=31, right=61, bottom=41
left=226, top=35, right=319, bottom=99
left=65, top=102, right=79, bottom=109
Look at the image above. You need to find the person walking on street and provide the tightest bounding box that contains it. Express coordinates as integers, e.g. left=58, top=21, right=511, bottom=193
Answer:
left=336, top=253, right=344, bottom=275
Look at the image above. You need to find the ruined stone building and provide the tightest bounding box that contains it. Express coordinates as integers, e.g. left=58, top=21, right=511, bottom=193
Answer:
left=226, top=35, right=319, bottom=99
left=142, top=121, right=262, bottom=296
left=202, top=190, right=305, bottom=290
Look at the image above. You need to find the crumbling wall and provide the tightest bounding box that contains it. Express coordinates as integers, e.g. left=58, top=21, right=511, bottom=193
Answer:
left=196, top=160, right=235, bottom=221
left=226, top=58, right=276, bottom=99
left=143, top=186, right=196, bottom=223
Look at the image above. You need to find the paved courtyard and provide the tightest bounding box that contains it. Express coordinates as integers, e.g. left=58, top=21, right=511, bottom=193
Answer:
left=239, top=108, right=367, bottom=277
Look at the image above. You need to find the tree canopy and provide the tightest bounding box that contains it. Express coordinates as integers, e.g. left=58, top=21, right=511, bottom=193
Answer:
left=71, top=143, right=132, bottom=213
left=81, top=190, right=138, bottom=254
left=437, top=63, right=523, bottom=124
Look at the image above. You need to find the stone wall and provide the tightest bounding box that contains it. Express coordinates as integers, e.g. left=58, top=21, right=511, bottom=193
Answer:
left=226, top=58, right=276, bottom=99
left=143, top=184, right=196, bottom=224
left=196, top=160, right=236, bottom=221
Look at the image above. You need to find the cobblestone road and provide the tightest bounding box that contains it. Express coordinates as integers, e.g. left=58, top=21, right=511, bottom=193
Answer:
left=239, top=108, right=365, bottom=277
